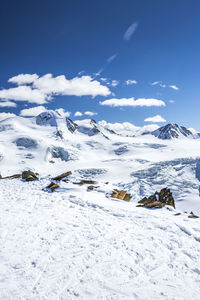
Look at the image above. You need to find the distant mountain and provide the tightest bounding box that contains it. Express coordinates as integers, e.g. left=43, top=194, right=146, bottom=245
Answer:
left=151, top=123, right=196, bottom=139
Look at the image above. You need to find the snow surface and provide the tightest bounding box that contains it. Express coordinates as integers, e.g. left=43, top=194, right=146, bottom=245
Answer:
left=0, top=113, right=200, bottom=299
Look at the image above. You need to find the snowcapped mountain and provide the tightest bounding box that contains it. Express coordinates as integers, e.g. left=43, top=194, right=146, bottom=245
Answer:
left=151, top=123, right=196, bottom=139
left=0, top=110, right=200, bottom=212
left=1, top=111, right=200, bottom=299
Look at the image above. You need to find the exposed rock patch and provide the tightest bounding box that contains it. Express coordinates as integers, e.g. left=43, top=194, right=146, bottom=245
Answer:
left=15, top=137, right=37, bottom=149
left=45, top=182, right=60, bottom=192
left=52, top=171, right=72, bottom=181
left=137, top=188, right=175, bottom=208
left=111, top=189, right=132, bottom=202
left=22, top=170, right=39, bottom=182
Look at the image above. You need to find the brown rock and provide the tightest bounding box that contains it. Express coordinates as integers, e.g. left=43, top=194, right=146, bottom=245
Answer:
left=22, top=170, right=38, bottom=181
left=138, top=188, right=175, bottom=209
left=52, top=171, right=72, bottom=181
left=45, top=182, right=60, bottom=192
left=73, top=180, right=97, bottom=185
left=111, top=189, right=132, bottom=202
left=0, top=174, right=22, bottom=180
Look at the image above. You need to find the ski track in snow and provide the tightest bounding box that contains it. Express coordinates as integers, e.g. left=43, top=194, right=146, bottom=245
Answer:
left=0, top=179, right=200, bottom=300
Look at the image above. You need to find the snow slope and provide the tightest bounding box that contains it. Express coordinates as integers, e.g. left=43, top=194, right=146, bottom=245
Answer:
left=0, top=112, right=200, bottom=299
left=0, top=178, right=200, bottom=299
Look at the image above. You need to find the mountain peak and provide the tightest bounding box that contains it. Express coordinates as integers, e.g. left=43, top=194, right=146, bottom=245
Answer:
left=152, top=123, right=193, bottom=139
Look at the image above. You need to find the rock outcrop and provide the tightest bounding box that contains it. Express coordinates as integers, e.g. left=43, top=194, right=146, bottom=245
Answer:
left=52, top=171, right=72, bottom=181
left=137, top=188, right=175, bottom=208
left=111, top=189, right=132, bottom=202
left=22, top=170, right=39, bottom=182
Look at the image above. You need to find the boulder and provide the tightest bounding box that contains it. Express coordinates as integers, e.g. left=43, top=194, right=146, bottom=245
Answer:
left=111, top=189, right=132, bottom=202
left=188, top=211, right=199, bottom=219
left=137, top=187, right=175, bottom=209
left=52, top=171, right=72, bottom=181
left=87, top=185, right=100, bottom=191
left=45, top=182, right=60, bottom=192
left=73, top=180, right=97, bottom=185
left=22, top=170, right=38, bottom=182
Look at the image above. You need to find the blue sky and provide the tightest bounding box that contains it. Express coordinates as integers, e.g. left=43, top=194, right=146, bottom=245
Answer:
left=0, top=0, right=200, bottom=129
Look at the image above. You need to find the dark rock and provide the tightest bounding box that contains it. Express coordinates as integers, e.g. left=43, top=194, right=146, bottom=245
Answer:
left=188, top=211, right=199, bottom=218
left=56, top=130, right=64, bottom=139
left=45, top=182, right=60, bottom=192
left=52, top=171, right=72, bottom=181
left=22, top=170, right=38, bottom=181
left=138, top=187, right=175, bottom=209
left=73, top=180, right=97, bottom=185
left=66, top=118, right=78, bottom=133
left=174, top=212, right=181, bottom=216
left=0, top=174, right=22, bottom=179
left=137, top=201, right=165, bottom=208
left=87, top=185, right=100, bottom=191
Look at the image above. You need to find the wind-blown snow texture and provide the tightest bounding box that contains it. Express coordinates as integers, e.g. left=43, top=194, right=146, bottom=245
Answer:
left=0, top=112, right=200, bottom=299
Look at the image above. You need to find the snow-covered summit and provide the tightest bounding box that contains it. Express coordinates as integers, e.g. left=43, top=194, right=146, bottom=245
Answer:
left=151, top=123, right=195, bottom=139
left=36, top=110, right=63, bottom=126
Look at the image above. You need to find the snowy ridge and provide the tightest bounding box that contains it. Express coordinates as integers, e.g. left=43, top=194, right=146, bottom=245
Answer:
left=151, top=123, right=196, bottom=139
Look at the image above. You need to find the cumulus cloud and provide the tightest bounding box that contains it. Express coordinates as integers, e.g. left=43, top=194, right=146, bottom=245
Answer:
left=100, top=97, right=166, bottom=107
left=125, top=79, right=137, bottom=85
left=0, top=100, right=17, bottom=107
left=8, top=73, right=39, bottom=85
left=0, top=112, right=16, bottom=120
left=169, top=100, right=175, bottom=103
left=33, top=74, right=111, bottom=97
left=84, top=111, right=97, bottom=116
left=0, top=86, right=47, bottom=104
left=169, top=85, right=179, bottom=91
left=20, top=106, right=47, bottom=117
left=0, top=73, right=111, bottom=105
left=144, top=115, right=166, bottom=123
left=74, top=111, right=83, bottom=117
left=124, top=22, right=138, bottom=41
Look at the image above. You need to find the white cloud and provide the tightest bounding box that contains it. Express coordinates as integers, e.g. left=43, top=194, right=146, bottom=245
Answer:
left=84, top=111, right=97, bottom=116
left=100, top=78, right=107, bottom=82
left=74, top=111, right=83, bottom=117
left=20, top=106, right=47, bottom=117
left=124, top=22, right=138, bottom=41
left=151, top=81, right=166, bottom=88
left=125, top=79, right=137, bottom=85
left=169, top=100, right=175, bottom=103
left=100, top=97, right=166, bottom=107
left=107, top=53, right=118, bottom=63
left=144, top=115, right=166, bottom=123
left=111, top=80, right=119, bottom=87
left=8, top=74, right=39, bottom=85
left=55, top=108, right=71, bottom=117
left=0, top=100, right=17, bottom=107
left=0, top=74, right=111, bottom=105
left=33, top=74, right=111, bottom=97
left=151, top=81, right=160, bottom=86
left=169, top=85, right=179, bottom=91
left=0, top=112, right=16, bottom=120
left=0, top=85, right=47, bottom=104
